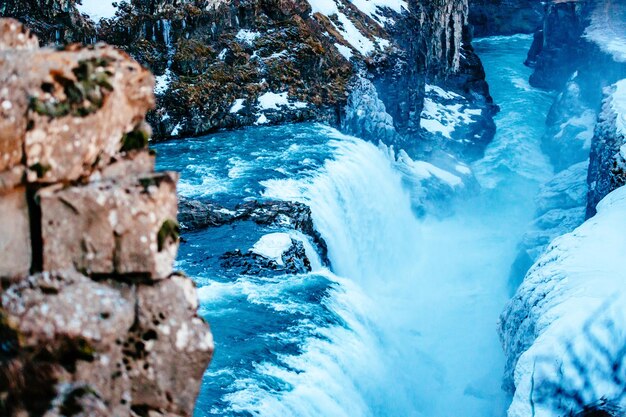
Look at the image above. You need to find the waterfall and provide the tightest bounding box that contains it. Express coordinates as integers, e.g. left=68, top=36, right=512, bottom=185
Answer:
left=223, top=131, right=425, bottom=416
left=151, top=35, right=562, bottom=417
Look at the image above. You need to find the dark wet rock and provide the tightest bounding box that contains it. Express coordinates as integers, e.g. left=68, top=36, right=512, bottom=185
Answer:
left=0, top=0, right=95, bottom=45
left=221, top=238, right=311, bottom=277
left=528, top=0, right=592, bottom=90
left=586, top=82, right=626, bottom=217
left=526, top=0, right=626, bottom=91
left=179, top=197, right=330, bottom=264
left=469, top=0, right=544, bottom=37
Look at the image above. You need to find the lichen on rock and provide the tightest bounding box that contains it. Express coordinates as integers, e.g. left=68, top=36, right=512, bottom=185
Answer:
left=0, top=19, right=213, bottom=417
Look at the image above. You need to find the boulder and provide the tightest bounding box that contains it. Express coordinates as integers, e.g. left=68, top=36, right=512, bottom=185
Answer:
left=38, top=172, right=179, bottom=279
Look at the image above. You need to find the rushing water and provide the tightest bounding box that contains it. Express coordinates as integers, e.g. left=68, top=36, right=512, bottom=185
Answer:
left=154, top=35, right=554, bottom=417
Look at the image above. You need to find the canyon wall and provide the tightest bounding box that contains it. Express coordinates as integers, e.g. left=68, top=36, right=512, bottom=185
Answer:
left=511, top=0, right=626, bottom=284
left=0, top=19, right=213, bottom=417
left=501, top=1, right=626, bottom=415
left=2, top=0, right=496, bottom=162
left=468, top=0, right=543, bottom=36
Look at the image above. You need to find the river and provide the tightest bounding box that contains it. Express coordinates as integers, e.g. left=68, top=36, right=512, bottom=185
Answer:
left=154, top=34, right=555, bottom=417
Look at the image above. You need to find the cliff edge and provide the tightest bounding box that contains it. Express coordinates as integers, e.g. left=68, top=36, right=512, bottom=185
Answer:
left=0, top=19, right=213, bottom=417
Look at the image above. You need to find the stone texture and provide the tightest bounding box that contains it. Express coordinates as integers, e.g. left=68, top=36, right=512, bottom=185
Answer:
left=0, top=271, right=135, bottom=416
left=24, top=49, right=154, bottom=183
left=0, top=19, right=212, bottom=417
left=0, top=186, right=31, bottom=279
left=586, top=83, right=626, bottom=217
left=39, top=172, right=179, bottom=278
left=130, top=276, right=213, bottom=416
left=5, top=0, right=497, bottom=163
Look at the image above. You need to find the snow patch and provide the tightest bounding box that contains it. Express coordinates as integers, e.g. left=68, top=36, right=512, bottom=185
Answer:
left=397, top=150, right=462, bottom=187
left=155, top=69, right=171, bottom=95
left=251, top=233, right=293, bottom=266
left=334, top=43, right=353, bottom=60
left=502, top=185, right=626, bottom=416
left=348, top=0, right=407, bottom=25
left=425, top=84, right=462, bottom=100
left=230, top=99, right=246, bottom=114
left=257, top=91, right=308, bottom=111
left=421, top=98, right=482, bottom=139
left=235, top=29, right=261, bottom=46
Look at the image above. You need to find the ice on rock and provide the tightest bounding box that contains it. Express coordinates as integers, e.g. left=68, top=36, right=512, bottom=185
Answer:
left=235, top=29, right=261, bottom=46
left=500, top=185, right=626, bottom=417
left=230, top=98, right=246, bottom=114
left=251, top=233, right=294, bottom=266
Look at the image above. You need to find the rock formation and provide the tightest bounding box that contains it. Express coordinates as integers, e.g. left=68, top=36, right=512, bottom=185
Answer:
left=2, top=0, right=497, bottom=163
left=586, top=80, right=626, bottom=217
left=0, top=19, right=213, bottom=417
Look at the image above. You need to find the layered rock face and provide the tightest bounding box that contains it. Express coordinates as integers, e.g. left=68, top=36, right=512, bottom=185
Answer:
left=586, top=79, right=626, bottom=216
left=0, top=19, right=213, bottom=417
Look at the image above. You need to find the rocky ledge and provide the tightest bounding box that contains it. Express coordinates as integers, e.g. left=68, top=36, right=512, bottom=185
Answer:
left=0, top=19, right=212, bottom=417
left=2, top=0, right=497, bottom=164
left=179, top=197, right=330, bottom=276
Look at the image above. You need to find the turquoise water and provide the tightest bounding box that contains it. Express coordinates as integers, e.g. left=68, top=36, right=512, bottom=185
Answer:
left=153, top=34, right=555, bottom=417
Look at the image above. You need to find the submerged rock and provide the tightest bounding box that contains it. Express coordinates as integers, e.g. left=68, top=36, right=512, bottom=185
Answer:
left=179, top=197, right=330, bottom=265
left=221, top=233, right=312, bottom=277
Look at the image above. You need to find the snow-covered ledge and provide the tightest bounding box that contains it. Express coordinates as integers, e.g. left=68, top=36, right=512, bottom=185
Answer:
left=499, top=185, right=626, bottom=417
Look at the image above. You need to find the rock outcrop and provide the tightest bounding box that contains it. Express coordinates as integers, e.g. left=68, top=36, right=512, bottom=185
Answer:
left=0, top=0, right=95, bottom=44
left=2, top=0, right=497, bottom=163
left=0, top=19, right=213, bottom=417
left=502, top=3, right=626, bottom=415
left=468, top=0, right=544, bottom=37
left=499, top=186, right=626, bottom=417
left=178, top=197, right=330, bottom=268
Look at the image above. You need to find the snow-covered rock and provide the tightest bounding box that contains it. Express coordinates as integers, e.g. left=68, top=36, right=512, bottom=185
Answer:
left=251, top=233, right=293, bottom=266
left=584, top=0, right=626, bottom=63
left=500, top=185, right=626, bottom=416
